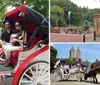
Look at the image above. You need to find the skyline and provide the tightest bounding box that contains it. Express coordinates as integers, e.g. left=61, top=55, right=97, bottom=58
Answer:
left=71, top=0, right=100, bottom=9
left=51, top=44, right=100, bottom=62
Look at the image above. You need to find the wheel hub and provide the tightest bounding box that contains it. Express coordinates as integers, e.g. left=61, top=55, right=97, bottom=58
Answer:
left=37, top=82, right=41, bottom=85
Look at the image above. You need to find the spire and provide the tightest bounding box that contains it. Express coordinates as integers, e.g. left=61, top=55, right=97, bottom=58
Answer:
left=70, top=46, right=75, bottom=60
left=76, top=47, right=81, bottom=59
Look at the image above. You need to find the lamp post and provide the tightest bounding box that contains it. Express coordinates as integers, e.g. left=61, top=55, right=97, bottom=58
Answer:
left=94, top=29, right=96, bottom=41
left=68, top=11, right=71, bottom=27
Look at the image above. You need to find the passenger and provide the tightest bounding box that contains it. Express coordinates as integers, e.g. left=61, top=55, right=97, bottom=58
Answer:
left=71, top=63, right=76, bottom=69
left=63, top=63, right=69, bottom=74
left=0, top=20, right=12, bottom=47
left=2, top=21, right=27, bottom=66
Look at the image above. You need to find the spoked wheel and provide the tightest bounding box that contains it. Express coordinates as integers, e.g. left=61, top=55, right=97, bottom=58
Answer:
left=17, top=61, right=49, bottom=85
left=51, top=69, right=61, bottom=82
left=77, top=72, right=82, bottom=82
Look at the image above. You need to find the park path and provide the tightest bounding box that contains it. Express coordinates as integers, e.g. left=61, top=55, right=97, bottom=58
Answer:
left=51, top=81, right=100, bottom=85
left=51, top=74, right=100, bottom=85
left=50, top=33, right=93, bottom=42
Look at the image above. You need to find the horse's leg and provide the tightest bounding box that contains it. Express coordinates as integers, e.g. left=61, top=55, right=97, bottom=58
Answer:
left=93, top=77, right=95, bottom=83
left=95, top=76, right=98, bottom=83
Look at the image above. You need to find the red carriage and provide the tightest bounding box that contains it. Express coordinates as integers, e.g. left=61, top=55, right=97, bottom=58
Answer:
left=0, top=5, right=49, bottom=85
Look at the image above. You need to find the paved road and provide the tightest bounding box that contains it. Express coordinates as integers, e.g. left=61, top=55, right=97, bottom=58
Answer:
left=0, top=64, right=13, bottom=85
left=51, top=74, right=100, bottom=85
left=51, top=80, right=100, bottom=85
left=50, top=33, right=93, bottom=42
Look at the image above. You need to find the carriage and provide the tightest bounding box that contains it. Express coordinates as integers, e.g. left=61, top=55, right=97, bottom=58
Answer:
left=0, top=5, right=49, bottom=85
left=51, top=59, right=86, bottom=82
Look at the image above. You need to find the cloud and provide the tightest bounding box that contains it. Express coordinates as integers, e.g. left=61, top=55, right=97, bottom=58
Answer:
left=71, top=0, right=100, bottom=9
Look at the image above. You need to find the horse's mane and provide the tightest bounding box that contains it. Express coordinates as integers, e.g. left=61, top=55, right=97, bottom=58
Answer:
left=90, top=61, right=100, bottom=70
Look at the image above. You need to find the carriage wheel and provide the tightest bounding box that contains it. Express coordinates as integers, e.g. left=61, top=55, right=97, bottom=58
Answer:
left=17, top=61, right=49, bottom=85
left=51, top=69, right=61, bottom=82
left=77, top=72, right=82, bottom=82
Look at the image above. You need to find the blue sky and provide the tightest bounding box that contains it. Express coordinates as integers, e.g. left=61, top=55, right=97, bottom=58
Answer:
left=51, top=44, right=100, bottom=62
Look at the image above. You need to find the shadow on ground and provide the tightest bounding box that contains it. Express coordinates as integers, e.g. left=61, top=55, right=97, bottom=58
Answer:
left=0, top=64, right=14, bottom=85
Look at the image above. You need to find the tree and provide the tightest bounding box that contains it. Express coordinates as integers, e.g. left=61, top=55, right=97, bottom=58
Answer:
left=26, top=0, right=49, bottom=18
left=51, top=5, right=64, bottom=26
left=66, top=58, right=72, bottom=68
left=0, top=0, right=48, bottom=29
left=50, top=0, right=100, bottom=27
left=50, top=46, right=58, bottom=71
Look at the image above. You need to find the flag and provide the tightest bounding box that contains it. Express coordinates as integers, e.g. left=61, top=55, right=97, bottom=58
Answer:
left=68, top=11, right=71, bottom=19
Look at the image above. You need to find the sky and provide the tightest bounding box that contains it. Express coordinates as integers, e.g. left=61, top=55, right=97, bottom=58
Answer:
left=7, top=6, right=16, bottom=12
left=71, top=0, right=100, bottom=9
left=51, top=44, right=100, bottom=62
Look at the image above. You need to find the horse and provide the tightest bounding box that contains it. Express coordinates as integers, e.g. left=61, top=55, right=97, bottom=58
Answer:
left=84, top=61, right=100, bottom=83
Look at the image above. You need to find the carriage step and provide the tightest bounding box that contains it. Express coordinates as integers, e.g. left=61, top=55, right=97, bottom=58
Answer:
left=0, top=71, right=13, bottom=76
left=0, top=71, right=13, bottom=85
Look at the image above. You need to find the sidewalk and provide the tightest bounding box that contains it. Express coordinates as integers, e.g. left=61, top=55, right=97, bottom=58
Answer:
left=51, top=33, right=93, bottom=42
left=0, top=64, right=13, bottom=85
left=86, top=37, right=100, bottom=42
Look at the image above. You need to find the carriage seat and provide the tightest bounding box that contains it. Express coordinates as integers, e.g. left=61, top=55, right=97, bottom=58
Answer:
left=10, top=37, right=41, bottom=66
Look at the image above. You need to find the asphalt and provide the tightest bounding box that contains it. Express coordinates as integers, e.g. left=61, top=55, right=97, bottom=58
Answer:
left=51, top=80, right=100, bottom=85
left=51, top=74, right=100, bottom=85
left=86, top=37, right=100, bottom=42
left=0, top=64, right=14, bottom=85
left=50, top=33, right=93, bottom=42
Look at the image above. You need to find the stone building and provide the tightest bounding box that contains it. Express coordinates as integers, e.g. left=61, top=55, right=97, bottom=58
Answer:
left=94, top=14, right=100, bottom=37
left=69, top=46, right=75, bottom=60
left=76, top=47, right=81, bottom=59
left=69, top=46, right=81, bottom=61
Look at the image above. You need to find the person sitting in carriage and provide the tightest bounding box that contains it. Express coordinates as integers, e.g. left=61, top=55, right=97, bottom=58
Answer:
left=71, top=62, right=76, bottom=69
left=63, top=62, right=69, bottom=74
left=0, top=20, right=13, bottom=61
left=0, top=20, right=13, bottom=47
left=76, top=60, right=86, bottom=71
left=1, top=21, right=27, bottom=66
left=54, top=59, right=70, bottom=74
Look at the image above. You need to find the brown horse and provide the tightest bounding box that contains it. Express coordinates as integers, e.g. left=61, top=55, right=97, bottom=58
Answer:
left=84, top=61, right=100, bottom=83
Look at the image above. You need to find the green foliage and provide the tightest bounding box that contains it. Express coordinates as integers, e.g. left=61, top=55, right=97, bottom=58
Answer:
left=51, top=0, right=100, bottom=27
left=50, top=46, right=58, bottom=71
left=51, top=5, right=64, bottom=26
left=0, top=0, right=48, bottom=29
left=26, top=0, right=48, bottom=19
left=66, top=58, right=72, bottom=68
left=50, top=46, right=57, bottom=62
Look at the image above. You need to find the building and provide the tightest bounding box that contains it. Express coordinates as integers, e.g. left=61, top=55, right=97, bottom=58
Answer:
left=69, top=46, right=82, bottom=61
left=94, top=14, right=100, bottom=37
left=69, top=46, right=75, bottom=60
left=76, top=47, right=81, bottom=59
